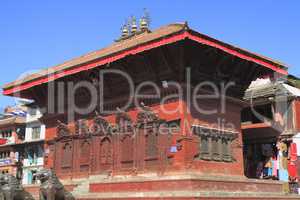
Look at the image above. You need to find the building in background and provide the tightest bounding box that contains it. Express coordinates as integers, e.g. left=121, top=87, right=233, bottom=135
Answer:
left=22, top=104, right=45, bottom=185
left=0, top=106, right=26, bottom=177
left=0, top=104, right=45, bottom=185
left=242, top=76, right=300, bottom=193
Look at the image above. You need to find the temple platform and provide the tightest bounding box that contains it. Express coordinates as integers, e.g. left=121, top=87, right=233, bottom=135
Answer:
left=25, top=173, right=300, bottom=200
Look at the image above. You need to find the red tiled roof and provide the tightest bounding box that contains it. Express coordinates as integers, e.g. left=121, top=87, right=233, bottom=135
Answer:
left=2, top=23, right=288, bottom=96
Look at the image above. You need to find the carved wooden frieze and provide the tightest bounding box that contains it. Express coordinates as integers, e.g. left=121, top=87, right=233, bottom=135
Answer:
left=75, top=119, right=90, bottom=135
left=116, top=108, right=133, bottom=132
left=193, top=126, right=238, bottom=141
left=136, top=103, right=159, bottom=125
left=56, top=120, right=71, bottom=138
left=93, top=112, right=110, bottom=135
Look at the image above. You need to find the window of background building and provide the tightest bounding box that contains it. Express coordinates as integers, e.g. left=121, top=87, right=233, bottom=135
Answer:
left=0, top=129, right=12, bottom=138
left=32, top=126, right=41, bottom=140
left=28, top=169, right=37, bottom=184
left=1, top=170, right=9, bottom=174
left=29, top=108, right=37, bottom=116
left=28, top=148, right=37, bottom=165
left=0, top=151, right=10, bottom=159
left=26, top=145, right=43, bottom=165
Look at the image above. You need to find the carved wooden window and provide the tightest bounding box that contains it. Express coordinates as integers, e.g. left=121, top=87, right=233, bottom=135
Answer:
left=211, top=137, right=221, bottom=161
left=194, top=126, right=237, bottom=162
left=61, top=143, right=72, bottom=168
left=120, top=135, right=134, bottom=168
left=221, top=139, right=232, bottom=162
left=145, top=133, right=158, bottom=158
left=100, top=138, right=112, bottom=165
left=199, top=136, right=210, bottom=160
left=80, top=140, right=90, bottom=165
left=121, top=135, right=133, bottom=162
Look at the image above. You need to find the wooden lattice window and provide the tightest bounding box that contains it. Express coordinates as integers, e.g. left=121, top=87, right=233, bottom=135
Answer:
left=211, top=137, right=221, bottom=161
left=61, top=143, right=72, bottom=168
left=80, top=140, right=90, bottom=165
left=121, top=135, right=133, bottom=162
left=194, top=126, right=237, bottom=162
left=221, top=139, right=232, bottom=162
left=145, top=133, right=158, bottom=158
left=199, top=136, right=210, bottom=160
left=100, top=138, right=112, bottom=165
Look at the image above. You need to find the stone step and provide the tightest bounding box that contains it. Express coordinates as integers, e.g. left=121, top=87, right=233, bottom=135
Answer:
left=75, top=191, right=300, bottom=200
left=72, top=180, right=90, bottom=195
left=89, top=177, right=285, bottom=194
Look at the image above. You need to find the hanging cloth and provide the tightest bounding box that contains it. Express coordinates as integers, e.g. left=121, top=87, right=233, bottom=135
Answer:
left=272, top=157, right=278, bottom=177
left=292, top=133, right=300, bottom=156
left=288, top=143, right=297, bottom=178
left=290, top=143, right=297, bottom=162
left=279, top=169, right=289, bottom=182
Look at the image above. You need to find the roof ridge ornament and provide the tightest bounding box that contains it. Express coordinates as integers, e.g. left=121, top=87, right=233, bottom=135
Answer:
left=121, top=20, right=130, bottom=38
left=183, top=21, right=189, bottom=30
left=140, top=8, right=151, bottom=32
left=131, top=16, right=138, bottom=34
left=136, top=102, right=160, bottom=125
left=117, top=9, right=151, bottom=42
left=56, top=120, right=70, bottom=138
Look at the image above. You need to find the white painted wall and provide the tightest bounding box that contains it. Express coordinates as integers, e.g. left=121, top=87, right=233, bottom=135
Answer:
left=25, top=123, right=45, bottom=141
left=26, top=107, right=43, bottom=123
left=22, top=107, right=45, bottom=185
left=25, top=107, right=45, bottom=141
left=22, top=166, right=43, bottom=185
left=23, top=157, right=44, bottom=167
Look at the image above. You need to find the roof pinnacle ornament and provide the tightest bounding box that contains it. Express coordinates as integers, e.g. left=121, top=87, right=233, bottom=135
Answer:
left=140, top=8, right=150, bottom=32
left=130, top=16, right=138, bottom=34
left=121, top=19, right=130, bottom=38
left=117, top=9, right=151, bottom=41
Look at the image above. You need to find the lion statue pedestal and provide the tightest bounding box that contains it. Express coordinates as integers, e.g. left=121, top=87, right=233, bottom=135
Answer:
left=35, top=169, right=74, bottom=200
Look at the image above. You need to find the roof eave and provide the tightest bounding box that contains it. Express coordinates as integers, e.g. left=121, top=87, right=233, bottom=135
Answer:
left=2, top=25, right=288, bottom=96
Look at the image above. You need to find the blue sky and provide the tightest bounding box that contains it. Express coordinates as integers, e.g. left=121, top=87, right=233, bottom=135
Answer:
left=0, top=1, right=299, bottom=107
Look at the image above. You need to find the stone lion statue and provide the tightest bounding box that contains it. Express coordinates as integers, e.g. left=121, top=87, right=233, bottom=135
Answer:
left=35, top=169, right=74, bottom=200
left=0, top=174, right=34, bottom=200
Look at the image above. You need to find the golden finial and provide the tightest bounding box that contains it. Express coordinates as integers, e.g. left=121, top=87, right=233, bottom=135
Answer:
left=121, top=19, right=129, bottom=38
left=131, top=16, right=137, bottom=34
left=140, top=8, right=150, bottom=32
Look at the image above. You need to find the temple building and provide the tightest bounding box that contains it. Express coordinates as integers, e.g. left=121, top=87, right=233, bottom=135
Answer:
left=3, top=22, right=300, bottom=199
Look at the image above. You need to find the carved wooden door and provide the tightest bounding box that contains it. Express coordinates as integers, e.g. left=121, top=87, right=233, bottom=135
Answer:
left=120, top=135, right=134, bottom=169
left=99, top=137, right=112, bottom=171
left=79, top=140, right=91, bottom=171
left=61, top=142, right=73, bottom=173
left=144, top=129, right=159, bottom=168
